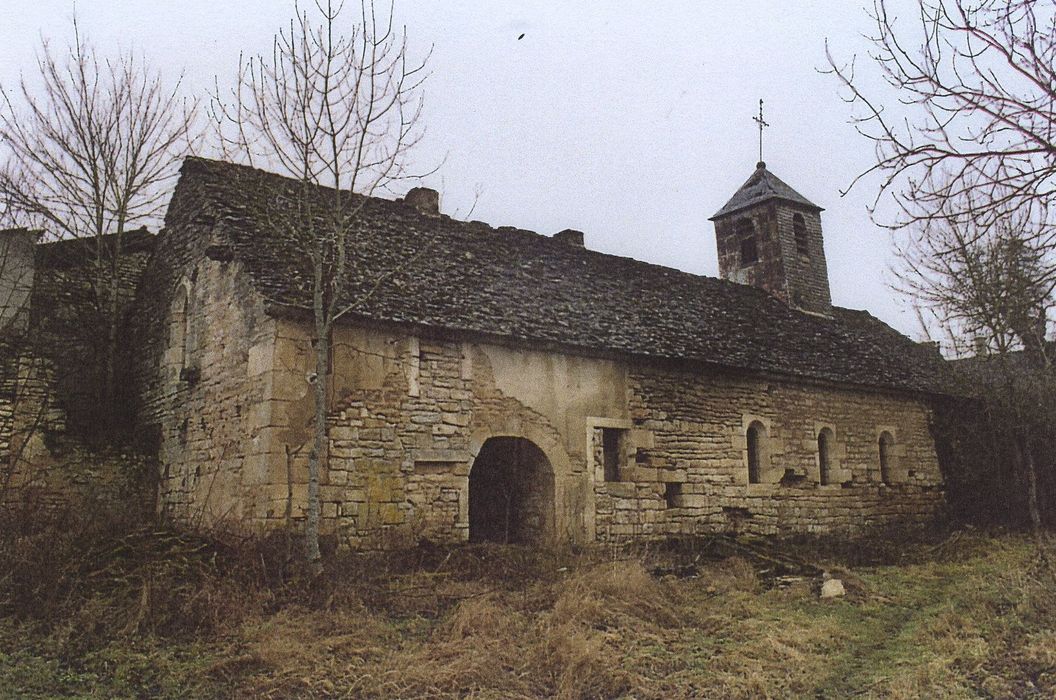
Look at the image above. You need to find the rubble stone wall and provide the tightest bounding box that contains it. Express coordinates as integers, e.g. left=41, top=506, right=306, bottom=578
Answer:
left=129, top=172, right=276, bottom=528
left=591, top=364, right=944, bottom=540
left=1, top=231, right=153, bottom=513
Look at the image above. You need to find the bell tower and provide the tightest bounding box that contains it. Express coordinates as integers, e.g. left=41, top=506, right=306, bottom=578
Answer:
left=709, top=161, right=831, bottom=315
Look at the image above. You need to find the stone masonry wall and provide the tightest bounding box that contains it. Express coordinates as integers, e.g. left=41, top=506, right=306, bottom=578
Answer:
left=241, top=320, right=944, bottom=549
left=249, top=326, right=577, bottom=549
left=1, top=232, right=153, bottom=513
left=130, top=170, right=276, bottom=528
left=32, top=235, right=155, bottom=439
left=590, top=364, right=943, bottom=540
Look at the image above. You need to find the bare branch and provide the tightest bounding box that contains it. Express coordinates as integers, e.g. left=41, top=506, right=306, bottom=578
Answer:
left=210, top=0, right=431, bottom=570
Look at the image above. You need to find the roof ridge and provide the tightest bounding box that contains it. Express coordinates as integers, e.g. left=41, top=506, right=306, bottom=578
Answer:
left=170, top=156, right=952, bottom=395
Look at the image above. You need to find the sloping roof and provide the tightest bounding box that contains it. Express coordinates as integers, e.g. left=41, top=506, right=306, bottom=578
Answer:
left=711, top=162, right=822, bottom=220
left=949, top=347, right=1056, bottom=398
left=171, top=157, right=952, bottom=396
left=36, top=228, right=156, bottom=269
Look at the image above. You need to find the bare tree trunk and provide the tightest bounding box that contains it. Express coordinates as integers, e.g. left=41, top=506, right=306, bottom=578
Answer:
left=1022, top=441, right=1048, bottom=558
left=105, top=229, right=121, bottom=437
left=305, top=324, right=329, bottom=574
left=210, top=0, right=431, bottom=568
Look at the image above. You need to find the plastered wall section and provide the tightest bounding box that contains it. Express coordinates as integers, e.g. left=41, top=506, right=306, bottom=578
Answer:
left=248, top=322, right=626, bottom=547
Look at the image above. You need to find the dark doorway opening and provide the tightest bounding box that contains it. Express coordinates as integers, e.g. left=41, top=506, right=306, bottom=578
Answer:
left=469, top=437, right=555, bottom=544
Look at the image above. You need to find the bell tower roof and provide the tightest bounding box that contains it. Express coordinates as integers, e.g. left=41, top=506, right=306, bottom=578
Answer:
left=710, top=161, right=822, bottom=221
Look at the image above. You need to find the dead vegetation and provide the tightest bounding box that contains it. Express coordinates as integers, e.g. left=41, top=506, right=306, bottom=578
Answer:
left=1, top=509, right=1053, bottom=699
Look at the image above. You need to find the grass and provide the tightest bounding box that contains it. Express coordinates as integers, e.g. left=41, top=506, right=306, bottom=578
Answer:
left=0, top=513, right=1053, bottom=699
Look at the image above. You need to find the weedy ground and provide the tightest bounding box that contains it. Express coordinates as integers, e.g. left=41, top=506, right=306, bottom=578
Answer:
left=0, top=508, right=1053, bottom=699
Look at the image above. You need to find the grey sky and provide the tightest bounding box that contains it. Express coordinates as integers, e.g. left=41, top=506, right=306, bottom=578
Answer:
left=0, top=1, right=925, bottom=337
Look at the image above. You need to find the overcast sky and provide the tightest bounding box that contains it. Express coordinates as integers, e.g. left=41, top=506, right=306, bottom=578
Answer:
left=0, top=1, right=928, bottom=337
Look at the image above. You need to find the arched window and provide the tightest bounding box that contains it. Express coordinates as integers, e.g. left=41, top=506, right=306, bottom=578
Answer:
left=793, top=213, right=809, bottom=255
left=746, top=421, right=767, bottom=484
left=878, top=431, right=895, bottom=484
left=817, top=427, right=834, bottom=485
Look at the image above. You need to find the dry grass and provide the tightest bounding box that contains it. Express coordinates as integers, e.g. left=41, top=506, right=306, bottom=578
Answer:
left=1, top=511, right=1054, bottom=699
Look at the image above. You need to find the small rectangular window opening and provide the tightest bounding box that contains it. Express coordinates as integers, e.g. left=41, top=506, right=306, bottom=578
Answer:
left=793, top=213, right=810, bottom=256
left=740, top=236, right=758, bottom=266
left=602, top=428, right=623, bottom=482
left=664, top=482, right=682, bottom=508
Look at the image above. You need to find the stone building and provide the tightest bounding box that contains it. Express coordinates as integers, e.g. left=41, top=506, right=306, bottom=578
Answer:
left=115, top=156, right=949, bottom=548
left=0, top=229, right=155, bottom=509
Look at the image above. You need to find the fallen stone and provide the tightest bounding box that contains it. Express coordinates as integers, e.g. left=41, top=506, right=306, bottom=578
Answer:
left=820, top=578, right=846, bottom=598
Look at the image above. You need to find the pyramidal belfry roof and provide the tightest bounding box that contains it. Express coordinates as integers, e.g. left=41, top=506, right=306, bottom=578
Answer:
left=710, top=161, right=823, bottom=220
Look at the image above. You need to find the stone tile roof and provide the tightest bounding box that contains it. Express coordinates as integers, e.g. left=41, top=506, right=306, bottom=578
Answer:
left=711, top=162, right=822, bottom=220
left=173, top=157, right=952, bottom=395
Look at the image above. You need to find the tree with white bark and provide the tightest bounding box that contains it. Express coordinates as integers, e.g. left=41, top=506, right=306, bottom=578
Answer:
left=211, top=0, right=430, bottom=570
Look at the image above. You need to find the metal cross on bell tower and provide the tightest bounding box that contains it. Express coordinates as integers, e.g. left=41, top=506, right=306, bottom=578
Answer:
left=753, top=98, right=769, bottom=167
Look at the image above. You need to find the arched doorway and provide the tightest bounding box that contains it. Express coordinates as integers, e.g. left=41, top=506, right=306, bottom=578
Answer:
left=469, top=437, right=555, bottom=544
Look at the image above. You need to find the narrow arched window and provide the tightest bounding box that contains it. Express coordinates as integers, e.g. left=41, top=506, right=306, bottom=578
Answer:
left=879, top=431, right=895, bottom=484
left=818, top=427, right=833, bottom=485
left=793, top=213, right=809, bottom=255
left=747, top=421, right=767, bottom=484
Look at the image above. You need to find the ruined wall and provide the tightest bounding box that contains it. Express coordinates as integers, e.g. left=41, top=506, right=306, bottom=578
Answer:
left=0, top=230, right=154, bottom=513
left=31, top=233, right=155, bottom=439
left=235, top=321, right=943, bottom=549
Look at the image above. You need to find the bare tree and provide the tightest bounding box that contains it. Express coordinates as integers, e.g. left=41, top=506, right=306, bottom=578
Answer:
left=828, top=1, right=1056, bottom=232
left=828, top=1, right=1056, bottom=541
left=0, top=20, right=200, bottom=437
left=211, top=0, right=429, bottom=570
left=895, top=205, right=1056, bottom=364
left=898, top=212, right=1055, bottom=537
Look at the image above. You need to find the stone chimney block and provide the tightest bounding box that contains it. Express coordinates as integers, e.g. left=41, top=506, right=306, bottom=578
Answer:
left=405, top=187, right=440, bottom=217
left=553, top=229, right=585, bottom=247
left=0, top=228, right=39, bottom=334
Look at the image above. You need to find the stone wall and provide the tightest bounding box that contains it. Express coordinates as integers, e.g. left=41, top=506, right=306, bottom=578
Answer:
left=242, top=325, right=587, bottom=548
left=129, top=167, right=278, bottom=528
left=1, top=230, right=153, bottom=513
left=591, top=364, right=943, bottom=540
left=223, top=319, right=944, bottom=548
left=31, top=233, right=155, bottom=439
